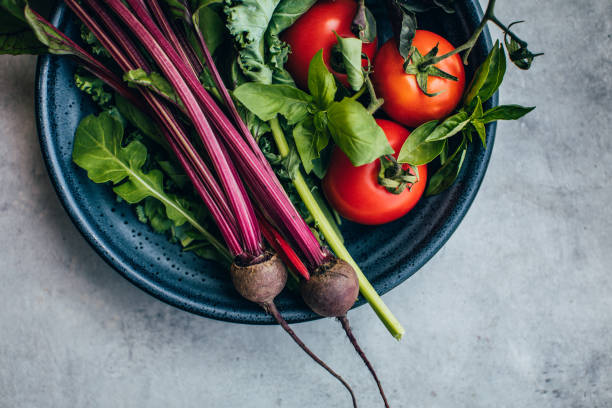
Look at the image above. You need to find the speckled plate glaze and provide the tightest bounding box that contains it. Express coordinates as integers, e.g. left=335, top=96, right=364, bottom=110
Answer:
left=36, top=1, right=497, bottom=324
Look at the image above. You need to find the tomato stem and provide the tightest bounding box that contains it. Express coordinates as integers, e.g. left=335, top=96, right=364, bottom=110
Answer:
left=269, top=117, right=405, bottom=340
left=365, top=76, right=384, bottom=115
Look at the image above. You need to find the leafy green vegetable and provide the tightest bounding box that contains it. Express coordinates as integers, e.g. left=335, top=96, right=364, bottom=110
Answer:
left=397, top=120, right=444, bottom=165
left=124, top=69, right=183, bottom=109
left=308, top=50, right=336, bottom=110
left=192, top=3, right=226, bottom=56
left=464, top=41, right=505, bottom=106
left=72, top=112, right=230, bottom=263
left=224, top=0, right=315, bottom=84
left=80, top=24, right=110, bottom=58
left=115, top=94, right=166, bottom=149
left=326, top=98, right=393, bottom=166
left=425, top=111, right=470, bottom=142
left=425, top=138, right=467, bottom=196
left=333, top=33, right=365, bottom=91
left=481, top=104, right=535, bottom=123
left=233, top=83, right=312, bottom=124
left=74, top=73, right=112, bottom=107
left=0, top=12, right=46, bottom=55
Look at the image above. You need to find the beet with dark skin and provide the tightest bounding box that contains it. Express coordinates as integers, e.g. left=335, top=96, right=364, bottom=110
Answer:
left=300, top=258, right=391, bottom=408
left=231, top=253, right=358, bottom=408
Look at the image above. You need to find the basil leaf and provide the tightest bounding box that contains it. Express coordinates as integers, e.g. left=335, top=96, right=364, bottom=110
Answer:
left=472, top=120, right=486, bottom=147
left=267, top=0, right=317, bottom=36
left=464, top=41, right=506, bottom=105
left=426, top=141, right=467, bottom=196
left=398, top=11, right=417, bottom=59
left=233, top=83, right=312, bottom=124
left=293, top=117, right=317, bottom=174
left=397, top=120, right=444, bottom=165
left=481, top=104, right=535, bottom=123
left=327, top=98, right=394, bottom=166
left=308, top=49, right=336, bottom=110
left=193, top=4, right=226, bottom=56
left=426, top=111, right=470, bottom=142
left=334, top=33, right=365, bottom=91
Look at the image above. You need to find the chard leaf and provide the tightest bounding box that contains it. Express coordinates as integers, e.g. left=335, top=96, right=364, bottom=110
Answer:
left=481, top=104, right=535, bottom=123
left=124, top=69, right=183, bottom=109
left=233, top=83, right=312, bottom=124
left=397, top=120, right=444, bottom=165
left=333, top=33, right=365, bottom=91
left=0, top=14, right=46, bottom=55
left=326, top=98, right=394, bottom=166
left=308, top=50, right=336, bottom=110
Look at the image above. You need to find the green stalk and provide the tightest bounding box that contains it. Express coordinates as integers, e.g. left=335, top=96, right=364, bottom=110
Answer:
left=269, top=118, right=405, bottom=339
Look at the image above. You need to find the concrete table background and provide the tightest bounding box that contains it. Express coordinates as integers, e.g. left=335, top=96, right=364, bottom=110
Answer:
left=1, top=1, right=611, bottom=407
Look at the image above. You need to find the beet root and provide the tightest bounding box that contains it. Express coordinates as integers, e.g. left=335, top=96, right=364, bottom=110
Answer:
left=299, top=258, right=359, bottom=317
left=230, top=253, right=287, bottom=305
left=339, top=316, right=390, bottom=408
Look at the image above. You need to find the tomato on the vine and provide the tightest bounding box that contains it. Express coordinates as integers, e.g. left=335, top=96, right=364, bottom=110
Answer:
left=322, top=119, right=427, bottom=225
left=373, top=30, right=466, bottom=128
left=281, top=0, right=377, bottom=90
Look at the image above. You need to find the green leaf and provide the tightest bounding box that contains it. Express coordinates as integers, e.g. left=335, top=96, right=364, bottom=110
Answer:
left=225, top=0, right=315, bottom=84
left=74, top=73, right=112, bottom=108
left=481, top=104, right=535, bottom=123
left=124, top=69, right=183, bottom=109
left=281, top=144, right=302, bottom=179
left=193, top=4, right=226, bottom=56
left=308, top=50, right=336, bottom=110
left=464, top=41, right=506, bottom=105
left=0, top=9, right=46, bottom=55
left=326, top=98, right=394, bottom=166
left=397, top=120, right=444, bottom=165
left=333, top=33, right=364, bottom=91
left=24, top=6, right=79, bottom=56
left=398, top=11, right=417, bottom=59
left=293, top=116, right=330, bottom=174
left=233, top=82, right=312, bottom=124
left=73, top=112, right=199, bottom=230
left=426, top=141, right=467, bottom=196
left=472, top=120, right=486, bottom=147
left=115, top=94, right=166, bottom=148
left=426, top=111, right=470, bottom=142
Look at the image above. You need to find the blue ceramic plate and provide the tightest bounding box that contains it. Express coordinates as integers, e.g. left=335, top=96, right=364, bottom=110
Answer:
left=36, top=2, right=497, bottom=324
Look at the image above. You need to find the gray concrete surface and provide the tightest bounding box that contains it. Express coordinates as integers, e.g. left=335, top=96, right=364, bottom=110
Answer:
left=1, top=1, right=611, bottom=407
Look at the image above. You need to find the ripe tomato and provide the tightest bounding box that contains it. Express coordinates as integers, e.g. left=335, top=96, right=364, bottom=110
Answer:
left=322, top=119, right=427, bottom=225
left=281, top=0, right=377, bottom=90
left=373, top=30, right=466, bottom=128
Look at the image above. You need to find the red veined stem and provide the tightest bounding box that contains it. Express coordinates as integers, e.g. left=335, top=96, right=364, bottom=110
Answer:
left=66, top=0, right=248, bottom=256
left=108, top=0, right=327, bottom=267
left=105, top=0, right=262, bottom=258
left=258, top=214, right=310, bottom=281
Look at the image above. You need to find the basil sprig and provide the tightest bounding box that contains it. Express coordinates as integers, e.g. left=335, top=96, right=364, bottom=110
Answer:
left=234, top=50, right=393, bottom=172
left=398, top=41, right=535, bottom=195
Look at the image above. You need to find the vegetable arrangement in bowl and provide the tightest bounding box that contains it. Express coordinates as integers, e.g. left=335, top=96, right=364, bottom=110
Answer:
left=1, top=0, right=540, bottom=405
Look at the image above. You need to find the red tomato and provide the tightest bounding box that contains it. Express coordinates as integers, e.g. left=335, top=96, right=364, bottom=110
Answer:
left=322, top=119, right=427, bottom=225
left=373, top=30, right=466, bottom=128
left=281, top=0, right=377, bottom=90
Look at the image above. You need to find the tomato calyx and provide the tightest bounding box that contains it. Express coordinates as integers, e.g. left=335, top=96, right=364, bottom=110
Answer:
left=377, top=155, right=419, bottom=195
left=403, top=43, right=459, bottom=97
